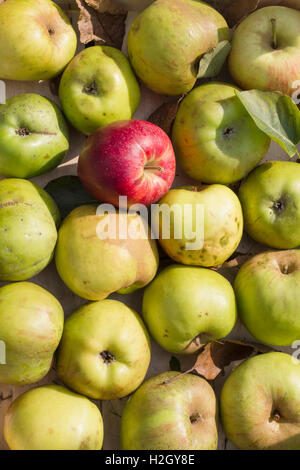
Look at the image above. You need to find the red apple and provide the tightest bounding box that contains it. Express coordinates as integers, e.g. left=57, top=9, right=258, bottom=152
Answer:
left=78, top=120, right=176, bottom=207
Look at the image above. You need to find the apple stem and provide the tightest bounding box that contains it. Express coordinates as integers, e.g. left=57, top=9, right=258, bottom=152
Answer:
left=145, top=165, right=164, bottom=172
left=271, top=18, right=277, bottom=49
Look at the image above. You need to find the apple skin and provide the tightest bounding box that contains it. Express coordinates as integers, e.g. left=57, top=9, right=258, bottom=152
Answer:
left=4, top=385, right=103, bottom=450
left=0, top=0, right=77, bottom=81
left=0, top=178, right=60, bottom=281
left=228, top=6, right=300, bottom=96
left=59, top=46, right=141, bottom=135
left=158, top=185, right=243, bottom=267
left=239, top=161, right=300, bottom=249
left=172, top=82, right=270, bottom=184
left=0, top=93, right=69, bottom=178
left=57, top=299, right=151, bottom=400
left=234, top=250, right=300, bottom=346
left=143, top=265, right=237, bottom=354
left=221, top=352, right=300, bottom=450
left=0, top=282, right=63, bottom=385
left=55, top=205, right=159, bottom=300
left=121, top=371, right=218, bottom=450
left=78, top=120, right=176, bottom=207
left=127, top=0, right=229, bottom=95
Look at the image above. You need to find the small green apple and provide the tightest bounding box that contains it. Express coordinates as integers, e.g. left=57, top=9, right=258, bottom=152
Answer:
left=0, top=178, right=60, bottom=281
left=143, top=264, right=237, bottom=354
left=59, top=46, right=141, bottom=135
left=234, top=250, right=300, bottom=346
left=239, top=161, right=300, bottom=249
left=221, top=352, right=300, bottom=450
left=0, top=282, right=64, bottom=385
left=157, top=185, right=243, bottom=267
left=0, top=0, right=77, bottom=81
left=127, top=0, right=229, bottom=95
left=55, top=205, right=159, bottom=300
left=172, top=82, right=270, bottom=184
left=0, top=93, right=69, bottom=178
left=121, top=371, right=218, bottom=450
left=4, top=385, right=103, bottom=450
left=57, top=299, right=151, bottom=400
left=228, top=6, right=300, bottom=96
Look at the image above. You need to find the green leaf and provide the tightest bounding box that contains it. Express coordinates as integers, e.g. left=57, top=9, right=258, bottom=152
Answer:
left=236, top=90, right=300, bottom=158
left=45, top=175, right=99, bottom=219
left=197, top=40, right=231, bottom=79
left=169, top=356, right=181, bottom=372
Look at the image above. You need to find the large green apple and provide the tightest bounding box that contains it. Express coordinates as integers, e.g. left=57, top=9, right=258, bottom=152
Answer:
left=221, top=352, right=300, bottom=450
left=239, top=161, right=300, bottom=249
left=4, top=385, right=103, bottom=450
left=59, top=46, right=141, bottom=135
left=127, top=0, right=229, bottom=95
left=157, top=185, right=243, bottom=267
left=0, top=93, right=69, bottom=178
left=121, top=371, right=218, bottom=450
left=143, top=264, right=237, bottom=354
left=234, top=250, right=300, bottom=346
left=0, top=178, right=60, bottom=281
left=228, top=6, right=300, bottom=96
left=172, top=82, right=270, bottom=184
left=55, top=205, right=159, bottom=300
left=57, top=299, right=151, bottom=400
left=0, top=282, right=63, bottom=385
left=0, top=0, right=77, bottom=81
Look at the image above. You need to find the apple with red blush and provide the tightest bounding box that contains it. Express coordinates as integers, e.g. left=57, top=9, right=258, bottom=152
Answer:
left=78, top=120, right=176, bottom=207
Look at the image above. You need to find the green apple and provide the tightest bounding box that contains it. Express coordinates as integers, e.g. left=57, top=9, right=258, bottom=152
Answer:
left=121, top=371, right=218, bottom=450
left=0, top=0, right=77, bottom=81
left=59, top=46, right=141, bottom=135
left=127, top=0, right=229, bottom=95
left=239, top=161, right=300, bottom=249
left=0, top=178, right=60, bottom=281
left=228, top=6, right=300, bottom=96
left=172, top=82, right=270, bottom=184
left=0, top=282, right=63, bottom=385
left=234, top=250, right=300, bottom=346
left=57, top=299, right=151, bottom=400
left=221, top=352, right=300, bottom=450
left=4, top=385, right=103, bottom=450
left=143, top=264, right=237, bottom=354
left=55, top=205, right=159, bottom=300
left=157, top=185, right=243, bottom=267
left=0, top=93, right=69, bottom=178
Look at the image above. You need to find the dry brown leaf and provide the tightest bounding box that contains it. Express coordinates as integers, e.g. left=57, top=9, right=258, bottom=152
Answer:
left=147, top=97, right=184, bottom=137
left=259, top=0, right=300, bottom=10
left=205, top=0, right=260, bottom=27
left=75, top=0, right=127, bottom=49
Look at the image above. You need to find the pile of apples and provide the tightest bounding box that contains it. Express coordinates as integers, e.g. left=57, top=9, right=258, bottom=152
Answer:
left=1, top=0, right=300, bottom=451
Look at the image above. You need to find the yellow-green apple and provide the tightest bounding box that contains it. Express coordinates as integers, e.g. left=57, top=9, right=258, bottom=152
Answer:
left=127, top=0, right=229, bottom=95
left=55, top=205, right=159, bottom=300
left=228, top=6, right=300, bottom=96
left=239, top=161, right=300, bottom=249
left=4, top=385, right=103, bottom=450
left=78, top=120, right=176, bottom=206
left=57, top=299, right=151, bottom=399
left=172, top=82, right=270, bottom=184
left=0, top=282, right=63, bottom=385
left=235, top=250, right=300, bottom=346
left=59, top=46, right=141, bottom=135
left=0, top=178, right=60, bottom=281
left=221, top=352, right=300, bottom=450
left=121, top=371, right=218, bottom=450
left=0, top=93, right=69, bottom=178
left=143, top=264, right=237, bottom=354
left=157, top=185, right=243, bottom=267
left=0, top=0, right=77, bottom=81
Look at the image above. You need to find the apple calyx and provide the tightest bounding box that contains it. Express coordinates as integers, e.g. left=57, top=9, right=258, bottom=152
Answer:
left=270, top=409, right=281, bottom=422
left=272, top=199, right=286, bottom=215
left=190, top=412, right=201, bottom=424
left=100, top=350, right=116, bottom=364
left=83, top=81, right=98, bottom=96
left=16, top=127, right=30, bottom=136
left=271, top=18, right=278, bottom=50
left=222, top=126, right=236, bottom=139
